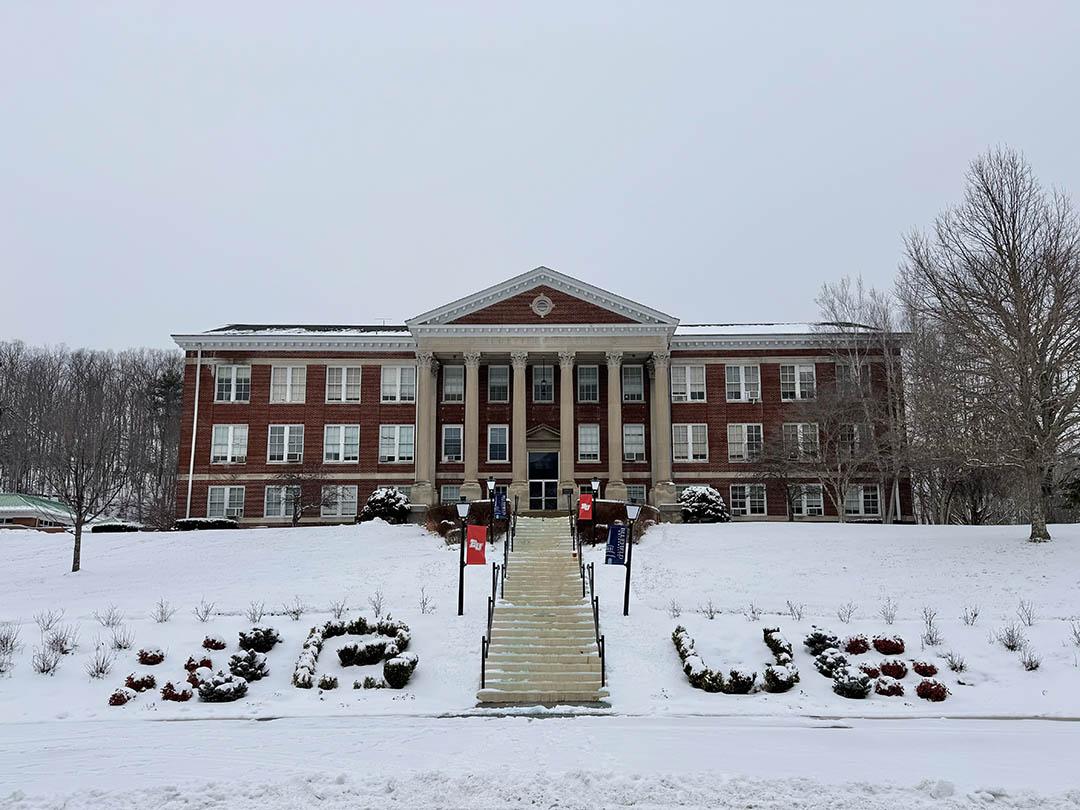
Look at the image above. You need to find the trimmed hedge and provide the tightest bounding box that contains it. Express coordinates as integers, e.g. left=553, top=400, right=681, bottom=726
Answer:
left=293, top=615, right=414, bottom=689
left=91, top=521, right=143, bottom=533
left=761, top=628, right=800, bottom=693
left=383, top=653, right=419, bottom=689
left=174, top=518, right=239, bottom=531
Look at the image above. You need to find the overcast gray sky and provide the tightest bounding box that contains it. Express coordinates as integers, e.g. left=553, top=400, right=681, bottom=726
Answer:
left=2, top=2, right=1078, bottom=349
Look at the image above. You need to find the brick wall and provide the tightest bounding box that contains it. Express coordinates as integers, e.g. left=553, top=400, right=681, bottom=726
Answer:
left=450, top=285, right=637, bottom=325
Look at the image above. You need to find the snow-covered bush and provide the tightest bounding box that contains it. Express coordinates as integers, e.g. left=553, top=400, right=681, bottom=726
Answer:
left=228, top=649, right=269, bottom=682
left=293, top=616, right=415, bottom=689
left=186, top=666, right=212, bottom=688
left=356, top=676, right=385, bottom=689
left=238, top=626, right=280, bottom=653
left=722, top=668, right=757, bottom=695
left=912, top=660, right=938, bottom=677
left=383, top=653, right=419, bottom=689
left=858, top=663, right=880, bottom=679
left=358, top=487, right=410, bottom=525
left=185, top=655, right=212, bottom=672
left=831, top=665, right=872, bottom=699
left=874, top=676, right=904, bottom=696
left=174, top=517, right=238, bottom=531
left=671, top=626, right=727, bottom=693
left=318, top=674, right=339, bottom=690
left=762, top=628, right=794, bottom=662
left=872, top=634, right=905, bottom=655
left=338, top=639, right=391, bottom=667
left=814, top=648, right=848, bottom=678
left=916, top=678, right=949, bottom=702
left=292, top=625, right=325, bottom=689
left=91, top=521, right=142, bottom=533
left=843, top=635, right=869, bottom=655
left=804, top=628, right=840, bottom=656
left=678, top=486, right=731, bottom=524
left=108, top=687, right=135, bottom=706
left=879, top=659, right=908, bottom=679
left=125, top=672, right=156, bottom=692
left=762, top=664, right=799, bottom=693
left=161, top=681, right=193, bottom=702
left=202, top=634, right=226, bottom=651
left=137, top=647, right=165, bottom=666
left=197, top=671, right=249, bottom=703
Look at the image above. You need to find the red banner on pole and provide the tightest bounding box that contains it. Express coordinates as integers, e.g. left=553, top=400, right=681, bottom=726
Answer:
left=466, top=525, right=487, bottom=565
left=578, top=494, right=594, bottom=521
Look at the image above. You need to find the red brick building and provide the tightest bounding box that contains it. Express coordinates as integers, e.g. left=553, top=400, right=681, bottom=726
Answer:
left=173, top=268, right=911, bottom=524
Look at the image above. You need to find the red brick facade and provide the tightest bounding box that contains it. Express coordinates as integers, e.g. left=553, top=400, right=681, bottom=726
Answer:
left=449, top=285, right=637, bottom=325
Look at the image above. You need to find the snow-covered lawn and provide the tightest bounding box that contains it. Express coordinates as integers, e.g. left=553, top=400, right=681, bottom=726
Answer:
left=2, top=520, right=1079, bottom=807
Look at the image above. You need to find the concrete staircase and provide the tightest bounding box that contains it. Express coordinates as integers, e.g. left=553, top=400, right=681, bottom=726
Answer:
left=477, top=515, right=609, bottom=706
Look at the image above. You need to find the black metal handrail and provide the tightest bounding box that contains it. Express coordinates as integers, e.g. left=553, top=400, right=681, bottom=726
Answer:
left=481, top=562, right=501, bottom=689
left=583, top=562, right=605, bottom=686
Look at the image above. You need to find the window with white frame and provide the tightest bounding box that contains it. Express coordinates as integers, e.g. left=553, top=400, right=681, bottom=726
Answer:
left=726, top=423, right=762, bottom=462
left=626, top=484, right=647, bottom=504
left=730, top=484, right=767, bottom=516
left=326, top=366, right=361, bottom=403
left=264, top=485, right=300, bottom=519
left=782, top=422, right=819, bottom=458
left=442, top=365, right=464, bottom=403
left=673, top=424, right=709, bottom=462
left=378, top=424, right=414, bottom=463
left=839, top=423, right=862, bottom=455
left=836, top=361, right=870, bottom=394
left=442, top=424, right=463, bottom=462
left=267, top=424, right=304, bottom=463
left=214, top=365, right=250, bottom=403
left=210, top=424, right=248, bottom=464
left=380, top=365, right=416, bottom=403
left=270, top=366, right=306, bottom=403
left=532, top=365, right=554, bottom=402
left=323, top=425, right=360, bottom=463
left=780, top=364, right=816, bottom=400
left=622, top=365, right=644, bottom=402
left=671, top=365, right=706, bottom=402
left=321, top=485, right=358, bottom=517
left=725, top=365, right=761, bottom=401
left=440, top=485, right=461, bottom=504
left=791, top=484, right=824, bottom=516
left=488, top=424, right=509, bottom=462
left=577, top=365, right=599, bottom=403
left=207, top=485, right=245, bottom=518
left=578, top=423, right=600, bottom=462
left=623, top=424, right=646, bottom=461
left=844, top=484, right=881, bottom=516
left=487, top=365, right=509, bottom=403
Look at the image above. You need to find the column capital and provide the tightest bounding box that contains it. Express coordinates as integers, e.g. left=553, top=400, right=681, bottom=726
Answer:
left=510, top=350, right=529, bottom=370
left=558, top=350, right=576, bottom=369
left=463, top=351, right=482, bottom=368
left=416, top=350, right=435, bottom=370
left=648, top=350, right=671, bottom=371
left=605, top=350, right=623, bottom=368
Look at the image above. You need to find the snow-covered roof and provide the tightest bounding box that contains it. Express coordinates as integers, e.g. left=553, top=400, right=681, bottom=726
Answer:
left=207, top=324, right=410, bottom=337
left=0, top=493, right=73, bottom=522
left=674, top=321, right=879, bottom=336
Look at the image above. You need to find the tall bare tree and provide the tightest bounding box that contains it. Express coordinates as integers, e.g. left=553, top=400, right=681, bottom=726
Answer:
left=900, top=147, right=1080, bottom=541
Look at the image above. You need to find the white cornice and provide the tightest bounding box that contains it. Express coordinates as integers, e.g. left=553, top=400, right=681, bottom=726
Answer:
left=171, top=333, right=416, bottom=353
left=671, top=333, right=854, bottom=351
left=410, top=323, right=676, bottom=338
left=406, top=266, right=679, bottom=327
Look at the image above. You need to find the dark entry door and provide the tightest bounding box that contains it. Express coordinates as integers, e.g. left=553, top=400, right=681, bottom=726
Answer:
left=527, top=452, right=559, bottom=510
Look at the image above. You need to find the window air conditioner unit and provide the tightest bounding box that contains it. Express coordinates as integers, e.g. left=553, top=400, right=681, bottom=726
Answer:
left=748, top=397, right=761, bottom=404
left=286, top=452, right=302, bottom=462
left=225, top=508, right=243, bottom=518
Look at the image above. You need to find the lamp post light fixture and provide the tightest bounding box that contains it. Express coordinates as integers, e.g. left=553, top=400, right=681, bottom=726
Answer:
left=487, top=476, right=496, bottom=545
left=591, top=477, right=600, bottom=497
left=456, top=497, right=470, bottom=616
left=623, top=500, right=641, bottom=616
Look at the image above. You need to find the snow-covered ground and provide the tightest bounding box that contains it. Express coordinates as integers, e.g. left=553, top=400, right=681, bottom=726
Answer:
left=2, top=520, right=1079, bottom=807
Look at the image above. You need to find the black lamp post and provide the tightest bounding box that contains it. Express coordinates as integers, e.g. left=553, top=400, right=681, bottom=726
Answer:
left=487, top=475, right=496, bottom=544
left=591, top=476, right=600, bottom=498
left=623, top=500, right=641, bottom=616
left=456, top=497, right=470, bottom=616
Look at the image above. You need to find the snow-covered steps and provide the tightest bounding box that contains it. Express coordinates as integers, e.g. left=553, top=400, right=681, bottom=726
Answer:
left=478, top=516, right=609, bottom=707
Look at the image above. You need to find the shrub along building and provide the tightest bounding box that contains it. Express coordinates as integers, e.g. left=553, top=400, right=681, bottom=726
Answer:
left=173, top=267, right=912, bottom=525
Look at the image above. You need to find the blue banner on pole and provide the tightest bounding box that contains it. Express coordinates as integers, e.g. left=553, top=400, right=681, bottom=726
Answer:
left=605, top=524, right=628, bottom=565
left=493, top=491, right=507, bottom=520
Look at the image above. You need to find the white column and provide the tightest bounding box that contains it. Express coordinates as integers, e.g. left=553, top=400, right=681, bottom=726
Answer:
left=461, top=351, right=482, bottom=502
left=411, top=350, right=436, bottom=505
left=649, top=350, right=676, bottom=505
left=605, top=350, right=627, bottom=502
left=558, top=350, right=576, bottom=498
left=509, top=351, right=529, bottom=508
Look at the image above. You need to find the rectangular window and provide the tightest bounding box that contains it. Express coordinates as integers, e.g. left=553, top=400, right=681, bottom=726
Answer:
left=839, top=423, right=862, bottom=455
left=267, top=424, right=304, bottom=463
left=381, top=366, right=416, bottom=403
left=578, top=423, right=600, bottom=462
left=488, top=424, right=509, bottom=462
left=440, top=485, right=461, bottom=505
left=264, top=485, right=300, bottom=519
left=782, top=422, right=819, bottom=458
left=622, top=365, right=644, bottom=402
left=730, top=484, right=767, bottom=516
left=623, top=424, right=646, bottom=462
left=210, top=424, right=248, bottom=464
left=442, top=365, right=464, bottom=403
left=207, top=485, right=245, bottom=518
left=671, top=365, right=706, bottom=402
left=270, top=366, right=306, bottom=403
left=487, top=365, right=509, bottom=403
left=836, top=361, right=870, bottom=394
left=673, top=424, right=709, bottom=462
left=323, top=424, right=360, bottom=463
left=845, top=484, right=881, bottom=516
left=321, top=485, right=358, bottom=518
left=378, top=425, right=415, bottom=463
left=442, top=424, right=463, bottom=462
left=725, top=365, right=761, bottom=401
left=214, top=365, right=250, bottom=403
left=326, top=366, right=362, bottom=403
left=780, top=364, right=816, bottom=400
left=791, top=484, right=824, bottom=517
left=532, top=365, right=554, bottom=403
left=577, top=365, right=599, bottom=402
left=626, top=484, right=647, bottom=504
left=726, top=423, right=762, bottom=462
